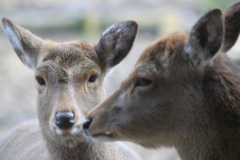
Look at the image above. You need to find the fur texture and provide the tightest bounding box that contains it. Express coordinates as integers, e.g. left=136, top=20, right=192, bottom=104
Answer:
left=85, top=3, right=240, bottom=160
left=0, top=18, right=140, bottom=160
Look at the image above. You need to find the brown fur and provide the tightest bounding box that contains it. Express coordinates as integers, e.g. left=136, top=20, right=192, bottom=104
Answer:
left=222, top=1, right=240, bottom=52
left=85, top=3, right=240, bottom=160
left=0, top=18, right=140, bottom=160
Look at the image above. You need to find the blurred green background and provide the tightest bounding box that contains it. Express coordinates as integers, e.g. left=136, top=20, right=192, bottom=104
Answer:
left=0, top=0, right=237, bottom=38
left=0, top=0, right=238, bottom=160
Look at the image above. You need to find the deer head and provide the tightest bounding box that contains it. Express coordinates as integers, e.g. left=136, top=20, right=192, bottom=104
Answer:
left=2, top=18, right=138, bottom=147
left=84, top=6, right=240, bottom=158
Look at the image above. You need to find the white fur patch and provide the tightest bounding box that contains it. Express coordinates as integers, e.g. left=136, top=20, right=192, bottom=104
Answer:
left=21, top=55, right=33, bottom=70
left=55, top=128, right=63, bottom=135
left=102, top=23, right=125, bottom=54
left=105, top=131, right=112, bottom=135
left=102, top=24, right=117, bottom=37
left=70, top=127, right=78, bottom=135
left=92, top=135, right=115, bottom=142
left=3, top=24, right=23, bottom=52
left=2, top=23, right=33, bottom=70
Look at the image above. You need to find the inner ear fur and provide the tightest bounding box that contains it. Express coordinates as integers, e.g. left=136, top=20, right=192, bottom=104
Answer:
left=185, top=9, right=224, bottom=67
left=95, top=21, right=138, bottom=70
left=2, top=18, right=44, bottom=70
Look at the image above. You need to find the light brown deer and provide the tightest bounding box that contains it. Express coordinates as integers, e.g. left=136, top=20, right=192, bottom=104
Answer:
left=83, top=2, right=240, bottom=160
left=0, top=18, right=140, bottom=160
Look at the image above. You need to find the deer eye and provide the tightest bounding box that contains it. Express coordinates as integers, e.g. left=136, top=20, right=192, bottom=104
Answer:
left=36, top=76, right=46, bottom=86
left=136, top=78, right=152, bottom=87
left=88, top=74, right=98, bottom=83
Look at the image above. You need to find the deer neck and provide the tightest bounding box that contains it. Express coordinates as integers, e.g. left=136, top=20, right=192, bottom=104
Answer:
left=176, top=129, right=240, bottom=160
left=45, top=135, right=113, bottom=160
left=176, top=57, right=240, bottom=160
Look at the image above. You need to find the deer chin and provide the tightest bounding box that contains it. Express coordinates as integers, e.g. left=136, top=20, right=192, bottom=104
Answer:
left=53, top=126, right=80, bottom=136
left=91, top=131, right=117, bottom=142
left=47, top=125, right=89, bottom=146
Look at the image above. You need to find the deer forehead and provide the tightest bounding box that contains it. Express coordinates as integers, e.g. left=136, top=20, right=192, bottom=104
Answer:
left=41, top=41, right=99, bottom=66
left=135, top=32, right=188, bottom=76
left=36, top=41, right=101, bottom=79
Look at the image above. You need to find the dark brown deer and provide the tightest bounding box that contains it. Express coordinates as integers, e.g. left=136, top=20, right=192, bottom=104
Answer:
left=83, top=2, right=240, bottom=160
left=0, top=18, right=140, bottom=160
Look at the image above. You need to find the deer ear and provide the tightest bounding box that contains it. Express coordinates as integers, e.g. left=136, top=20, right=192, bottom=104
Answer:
left=221, top=2, right=240, bottom=53
left=95, top=21, right=138, bottom=70
left=2, top=18, right=44, bottom=70
left=184, top=9, right=223, bottom=69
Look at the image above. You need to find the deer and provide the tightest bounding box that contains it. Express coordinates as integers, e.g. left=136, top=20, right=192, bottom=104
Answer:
left=83, top=2, right=240, bottom=160
left=0, top=18, right=140, bottom=160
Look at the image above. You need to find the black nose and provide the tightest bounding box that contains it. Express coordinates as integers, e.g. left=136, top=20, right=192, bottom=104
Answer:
left=83, top=118, right=92, bottom=135
left=55, top=112, right=75, bottom=130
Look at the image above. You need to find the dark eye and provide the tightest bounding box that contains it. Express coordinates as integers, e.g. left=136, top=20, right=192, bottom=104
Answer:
left=136, top=78, right=152, bottom=87
left=36, top=76, right=46, bottom=86
left=88, top=74, right=98, bottom=83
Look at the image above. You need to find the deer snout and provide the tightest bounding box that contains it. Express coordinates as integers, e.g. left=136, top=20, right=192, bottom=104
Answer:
left=83, top=118, right=92, bottom=135
left=55, top=112, right=75, bottom=130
